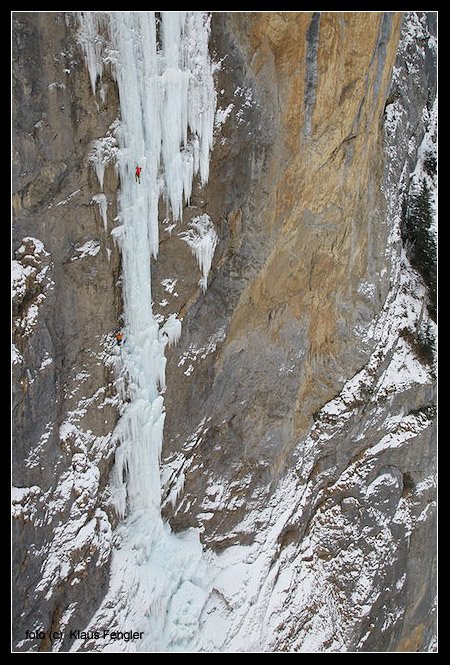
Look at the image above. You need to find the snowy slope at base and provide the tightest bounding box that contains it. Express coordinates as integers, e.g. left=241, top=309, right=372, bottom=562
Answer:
left=195, top=258, right=435, bottom=652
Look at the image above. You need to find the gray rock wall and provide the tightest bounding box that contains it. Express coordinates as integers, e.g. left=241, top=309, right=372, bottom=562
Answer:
left=12, top=12, right=122, bottom=651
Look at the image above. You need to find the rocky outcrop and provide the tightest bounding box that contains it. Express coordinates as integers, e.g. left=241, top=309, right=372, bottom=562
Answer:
left=12, top=11, right=436, bottom=653
left=12, top=12, right=123, bottom=650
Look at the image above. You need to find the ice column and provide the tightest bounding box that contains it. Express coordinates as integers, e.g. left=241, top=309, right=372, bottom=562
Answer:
left=84, top=11, right=217, bottom=518
left=77, top=11, right=216, bottom=651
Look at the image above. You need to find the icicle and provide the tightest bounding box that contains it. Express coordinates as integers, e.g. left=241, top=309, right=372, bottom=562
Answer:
left=179, top=214, right=218, bottom=292
left=160, top=313, right=183, bottom=348
left=91, top=193, right=108, bottom=231
left=76, top=12, right=107, bottom=94
left=88, top=131, right=118, bottom=191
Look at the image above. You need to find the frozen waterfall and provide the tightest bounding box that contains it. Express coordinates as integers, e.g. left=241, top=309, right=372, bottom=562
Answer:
left=76, top=11, right=216, bottom=652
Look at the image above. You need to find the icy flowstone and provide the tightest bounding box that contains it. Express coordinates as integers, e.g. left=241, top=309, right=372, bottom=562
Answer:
left=77, top=12, right=216, bottom=652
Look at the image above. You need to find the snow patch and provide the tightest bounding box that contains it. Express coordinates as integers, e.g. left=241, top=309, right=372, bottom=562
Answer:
left=178, top=325, right=226, bottom=375
left=72, top=239, right=101, bottom=260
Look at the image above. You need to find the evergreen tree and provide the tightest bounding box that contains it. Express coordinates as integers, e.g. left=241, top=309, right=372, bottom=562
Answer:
left=402, top=178, right=437, bottom=320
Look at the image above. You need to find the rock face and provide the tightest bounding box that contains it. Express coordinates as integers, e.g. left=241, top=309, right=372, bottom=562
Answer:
left=12, top=11, right=437, bottom=653
left=161, top=10, right=405, bottom=514
left=12, top=12, right=123, bottom=649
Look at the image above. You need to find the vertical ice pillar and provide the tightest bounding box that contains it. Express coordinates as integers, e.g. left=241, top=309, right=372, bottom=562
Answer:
left=79, top=12, right=216, bottom=519
left=77, top=12, right=216, bottom=650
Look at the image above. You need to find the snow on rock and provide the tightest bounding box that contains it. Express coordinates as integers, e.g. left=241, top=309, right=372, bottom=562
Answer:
left=215, top=103, right=234, bottom=129
left=71, top=239, right=101, bottom=261
left=12, top=237, right=53, bottom=341
left=177, top=325, right=227, bottom=376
